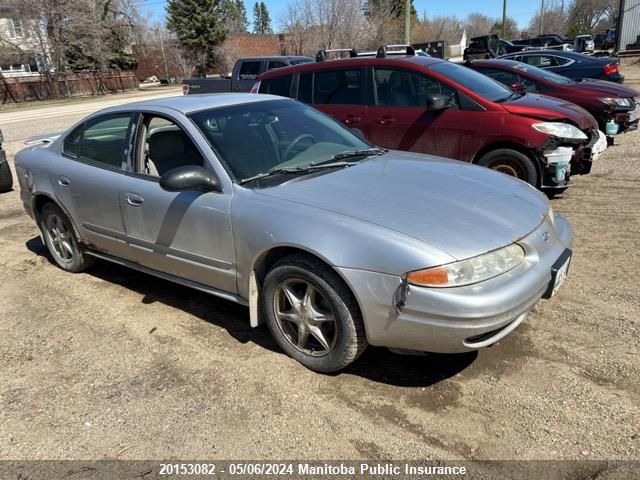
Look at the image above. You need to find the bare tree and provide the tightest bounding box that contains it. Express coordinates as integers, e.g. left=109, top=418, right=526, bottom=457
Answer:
left=464, top=13, right=495, bottom=39
left=279, top=0, right=378, bottom=55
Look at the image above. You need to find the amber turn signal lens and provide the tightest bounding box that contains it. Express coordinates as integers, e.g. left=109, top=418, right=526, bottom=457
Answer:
left=407, top=267, right=449, bottom=286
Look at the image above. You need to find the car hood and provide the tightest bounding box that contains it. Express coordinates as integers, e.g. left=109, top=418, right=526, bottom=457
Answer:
left=259, top=152, right=549, bottom=261
left=502, top=93, right=596, bottom=129
left=572, top=78, right=639, bottom=98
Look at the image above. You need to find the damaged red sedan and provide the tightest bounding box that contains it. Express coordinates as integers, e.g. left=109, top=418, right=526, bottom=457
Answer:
left=256, top=48, right=601, bottom=192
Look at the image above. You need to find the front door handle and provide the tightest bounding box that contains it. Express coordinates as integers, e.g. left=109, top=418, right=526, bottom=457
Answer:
left=344, top=115, right=361, bottom=125
left=58, top=176, right=71, bottom=187
left=125, top=193, right=144, bottom=207
left=376, top=116, right=395, bottom=125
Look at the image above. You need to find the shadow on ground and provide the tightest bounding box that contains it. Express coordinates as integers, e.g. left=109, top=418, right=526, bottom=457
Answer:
left=27, top=236, right=477, bottom=387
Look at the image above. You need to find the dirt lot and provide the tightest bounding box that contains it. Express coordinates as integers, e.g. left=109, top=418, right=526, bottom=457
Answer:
left=0, top=80, right=639, bottom=465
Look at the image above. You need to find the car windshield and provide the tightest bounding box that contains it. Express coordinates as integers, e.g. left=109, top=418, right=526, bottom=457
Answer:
left=429, top=61, right=513, bottom=102
left=189, top=99, right=374, bottom=185
left=512, top=63, right=573, bottom=84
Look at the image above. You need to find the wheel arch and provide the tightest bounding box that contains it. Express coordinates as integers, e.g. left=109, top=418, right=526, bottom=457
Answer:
left=473, top=142, right=543, bottom=186
left=32, top=193, right=84, bottom=244
left=248, top=244, right=365, bottom=331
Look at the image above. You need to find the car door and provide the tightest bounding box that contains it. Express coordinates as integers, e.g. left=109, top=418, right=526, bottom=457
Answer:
left=364, top=66, right=461, bottom=159
left=57, top=112, right=137, bottom=260
left=308, top=67, right=367, bottom=130
left=117, top=113, right=236, bottom=293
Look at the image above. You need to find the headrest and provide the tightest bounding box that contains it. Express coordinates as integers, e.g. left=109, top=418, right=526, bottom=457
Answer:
left=148, top=129, right=184, bottom=158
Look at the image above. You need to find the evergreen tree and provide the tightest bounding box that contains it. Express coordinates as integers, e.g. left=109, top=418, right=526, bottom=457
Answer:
left=259, top=2, right=272, bottom=33
left=235, top=0, right=249, bottom=32
left=166, top=0, right=228, bottom=77
left=252, top=2, right=262, bottom=33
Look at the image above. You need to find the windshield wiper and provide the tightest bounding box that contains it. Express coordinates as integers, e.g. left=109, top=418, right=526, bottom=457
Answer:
left=239, top=162, right=358, bottom=185
left=310, top=147, right=387, bottom=166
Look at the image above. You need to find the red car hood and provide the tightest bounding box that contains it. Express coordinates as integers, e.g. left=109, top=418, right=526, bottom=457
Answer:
left=502, top=93, right=597, bottom=129
left=572, top=78, right=639, bottom=98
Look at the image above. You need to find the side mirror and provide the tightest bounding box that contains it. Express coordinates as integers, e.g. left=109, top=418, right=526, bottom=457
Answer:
left=159, top=165, right=221, bottom=193
left=426, top=93, right=451, bottom=110
left=510, top=82, right=526, bottom=93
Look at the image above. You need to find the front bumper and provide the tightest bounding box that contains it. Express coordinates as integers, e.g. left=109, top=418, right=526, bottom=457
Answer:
left=338, top=214, right=573, bottom=353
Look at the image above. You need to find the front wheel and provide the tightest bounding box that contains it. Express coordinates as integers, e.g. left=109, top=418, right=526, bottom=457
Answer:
left=39, top=203, right=94, bottom=272
left=262, top=254, right=367, bottom=372
left=477, top=149, right=539, bottom=186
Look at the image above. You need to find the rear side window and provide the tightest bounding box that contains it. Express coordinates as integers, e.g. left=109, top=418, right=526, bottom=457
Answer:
left=522, top=55, right=557, bottom=67
left=267, top=61, right=287, bottom=70
left=63, top=124, right=84, bottom=157
left=298, top=72, right=313, bottom=104
left=260, top=75, right=293, bottom=97
left=313, top=69, right=363, bottom=105
left=239, top=61, right=262, bottom=80
left=76, top=113, right=133, bottom=169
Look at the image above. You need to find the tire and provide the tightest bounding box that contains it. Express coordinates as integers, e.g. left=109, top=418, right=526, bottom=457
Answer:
left=38, top=203, right=94, bottom=273
left=477, top=148, right=538, bottom=186
left=545, top=187, right=568, bottom=199
left=262, top=254, right=367, bottom=372
left=0, top=160, right=13, bottom=193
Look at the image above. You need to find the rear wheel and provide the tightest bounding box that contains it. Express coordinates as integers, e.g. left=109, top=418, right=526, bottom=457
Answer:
left=478, top=148, right=538, bottom=186
left=38, top=203, right=93, bottom=272
left=262, top=254, right=367, bottom=372
left=0, top=161, right=13, bottom=192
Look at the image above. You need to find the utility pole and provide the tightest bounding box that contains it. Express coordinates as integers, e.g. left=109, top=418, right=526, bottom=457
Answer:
left=158, top=28, right=170, bottom=80
left=538, top=0, right=545, bottom=35
left=404, top=0, right=411, bottom=44
left=501, top=0, right=507, bottom=37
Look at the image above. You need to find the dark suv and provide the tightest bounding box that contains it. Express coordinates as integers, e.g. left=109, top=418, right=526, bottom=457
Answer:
left=254, top=49, right=599, bottom=191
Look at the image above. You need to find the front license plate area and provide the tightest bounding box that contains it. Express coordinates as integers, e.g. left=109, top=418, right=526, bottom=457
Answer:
left=543, top=249, right=572, bottom=299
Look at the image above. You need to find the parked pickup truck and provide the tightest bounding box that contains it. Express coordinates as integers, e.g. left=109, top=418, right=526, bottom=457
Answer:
left=182, top=56, right=313, bottom=95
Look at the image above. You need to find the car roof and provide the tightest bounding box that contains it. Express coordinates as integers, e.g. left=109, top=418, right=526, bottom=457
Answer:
left=501, top=49, right=594, bottom=60
left=260, top=55, right=446, bottom=79
left=99, top=93, right=288, bottom=115
left=240, top=55, right=313, bottom=61
left=472, top=59, right=526, bottom=69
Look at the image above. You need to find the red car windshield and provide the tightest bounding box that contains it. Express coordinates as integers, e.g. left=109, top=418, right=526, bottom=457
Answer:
left=430, top=61, right=513, bottom=103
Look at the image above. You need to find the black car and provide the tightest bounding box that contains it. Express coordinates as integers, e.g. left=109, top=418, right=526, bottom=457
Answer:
left=463, top=35, right=524, bottom=60
left=0, top=129, right=13, bottom=192
left=511, top=35, right=572, bottom=50
left=499, top=50, right=624, bottom=83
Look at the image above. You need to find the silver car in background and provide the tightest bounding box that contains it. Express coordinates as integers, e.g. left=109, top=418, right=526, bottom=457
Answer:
left=15, top=94, right=573, bottom=372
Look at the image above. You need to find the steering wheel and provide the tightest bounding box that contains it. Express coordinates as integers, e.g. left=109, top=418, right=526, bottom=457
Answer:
left=283, top=134, right=315, bottom=161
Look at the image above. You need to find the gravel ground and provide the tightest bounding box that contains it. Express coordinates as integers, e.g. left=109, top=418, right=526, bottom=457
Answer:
left=0, top=82, right=638, bottom=465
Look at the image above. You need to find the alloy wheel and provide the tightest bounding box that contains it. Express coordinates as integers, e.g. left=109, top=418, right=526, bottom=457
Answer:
left=44, top=213, right=75, bottom=264
left=272, top=278, right=338, bottom=357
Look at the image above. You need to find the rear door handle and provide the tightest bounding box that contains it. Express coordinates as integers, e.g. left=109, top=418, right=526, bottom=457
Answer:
left=376, top=116, right=395, bottom=125
left=58, top=176, right=70, bottom=187
left=125, top=193, right=144, bottom=206
left=344, top=115, right=361, bottom=125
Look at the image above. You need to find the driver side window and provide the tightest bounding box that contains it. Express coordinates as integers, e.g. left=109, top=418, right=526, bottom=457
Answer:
left=139, top=116, right=204, bottom=177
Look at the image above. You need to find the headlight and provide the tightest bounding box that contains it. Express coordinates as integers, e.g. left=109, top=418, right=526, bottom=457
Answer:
left=406, top=244, right=525, bottom=288
left=599, top=97, right=633, bottom=108
left=532, top=122, right=587, bottom=140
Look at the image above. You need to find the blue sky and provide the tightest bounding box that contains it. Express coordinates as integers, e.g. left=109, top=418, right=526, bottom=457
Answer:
left=137, top=0, right=538, bottom=32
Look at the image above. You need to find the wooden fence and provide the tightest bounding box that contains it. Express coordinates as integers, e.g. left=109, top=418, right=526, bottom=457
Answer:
left=0, top=71, right=139, bottom=104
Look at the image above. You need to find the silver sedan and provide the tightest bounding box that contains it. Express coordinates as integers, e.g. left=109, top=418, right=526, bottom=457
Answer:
left=15, top=94, right=573, bottom=372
